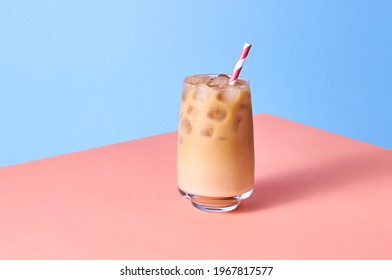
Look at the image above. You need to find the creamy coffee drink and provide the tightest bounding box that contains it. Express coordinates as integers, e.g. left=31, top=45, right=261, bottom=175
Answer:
left=177, top=74, right=254, bottom=212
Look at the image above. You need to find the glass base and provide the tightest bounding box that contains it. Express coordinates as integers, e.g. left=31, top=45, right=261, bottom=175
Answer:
left=178, top=188, right=253, bottom=213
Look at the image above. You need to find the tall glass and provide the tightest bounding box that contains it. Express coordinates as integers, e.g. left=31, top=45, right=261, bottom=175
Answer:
left=177, top=74, right=254, bottom=212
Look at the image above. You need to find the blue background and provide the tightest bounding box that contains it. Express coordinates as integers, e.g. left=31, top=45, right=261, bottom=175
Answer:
left=1, top=0, right=391, bottom=167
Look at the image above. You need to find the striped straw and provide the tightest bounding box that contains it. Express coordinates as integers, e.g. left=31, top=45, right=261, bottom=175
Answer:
left=229, top=42, right=252, bottom=85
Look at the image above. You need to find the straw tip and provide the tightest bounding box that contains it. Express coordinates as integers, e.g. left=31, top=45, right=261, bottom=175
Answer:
left=244, top=42, right=252, bottom=48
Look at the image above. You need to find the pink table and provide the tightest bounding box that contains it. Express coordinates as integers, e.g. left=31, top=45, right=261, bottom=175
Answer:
left=1, top=113, right=391, bottom=259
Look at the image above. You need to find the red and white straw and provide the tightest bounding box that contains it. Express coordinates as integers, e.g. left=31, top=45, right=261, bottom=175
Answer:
left=229, top=42, right=252, bottom=85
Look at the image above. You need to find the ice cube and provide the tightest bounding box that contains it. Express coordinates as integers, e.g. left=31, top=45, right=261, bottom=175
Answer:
left=200, top=125, right=214, bottom=137
left=185, top=75, right=211, bottom=86
left=207, top=107, right=227, bottom=121
left=182, top=88, right=192, bottom=102
left=233, top=79, right=247, bottom=87
left=180, top=117, right=192, bottom=135
left=217, top=88, right=238, bottom=103
left=187, top=105, right=198, bottom=117
left=233, top=117, right=242, bottom=130
left=238, top=94, right=251, bottom=111
left=207, top=74, right=230, bottom=89
left=238, top=103, right=249, bottom=111
left=193, top=87, right=210, bottom=102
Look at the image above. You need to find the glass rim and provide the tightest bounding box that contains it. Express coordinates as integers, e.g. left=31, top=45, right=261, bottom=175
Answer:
left=183, top=74, right=250, bottom=89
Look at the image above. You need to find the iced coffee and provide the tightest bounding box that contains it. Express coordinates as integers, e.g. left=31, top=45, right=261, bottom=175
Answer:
left=177, top=74, right=254, bottom=212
